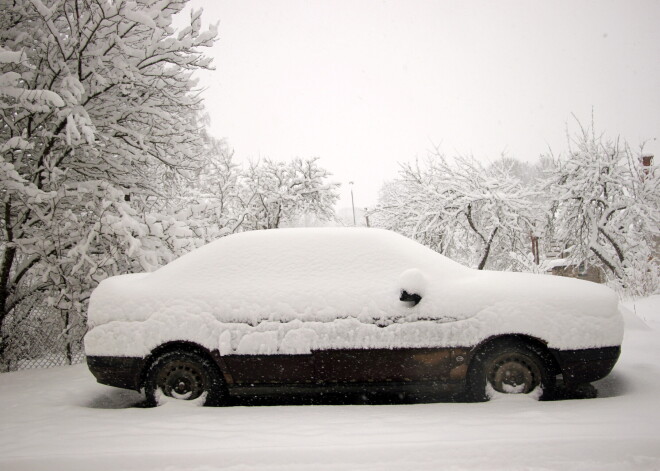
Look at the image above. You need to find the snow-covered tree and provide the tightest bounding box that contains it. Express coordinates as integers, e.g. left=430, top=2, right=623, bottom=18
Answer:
left=238, top=157, right=340, bottom=230
left=175, top=138, right=249, bottom=240
left=176, top=149, right=341, bottom=235
left=372, top=153, right=536, bottom=270
left=372, top=135, right=658, bottom=296
left=1, top=0, right=217, bottom=360
left=545, top=127, right=660, bottom=295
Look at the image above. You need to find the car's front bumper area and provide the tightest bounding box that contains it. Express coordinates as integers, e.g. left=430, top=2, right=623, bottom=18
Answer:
left=87, top=355, right=146, bottom=391
left=550, top=345, right=621, bottom=387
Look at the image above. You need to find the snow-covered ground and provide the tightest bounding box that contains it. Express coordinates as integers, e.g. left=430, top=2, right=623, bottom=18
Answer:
left=1, top=296, right=659, bottom=471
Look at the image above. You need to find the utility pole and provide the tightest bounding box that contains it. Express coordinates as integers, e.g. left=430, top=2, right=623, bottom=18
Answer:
left=349, top=181, right=356, bottom=226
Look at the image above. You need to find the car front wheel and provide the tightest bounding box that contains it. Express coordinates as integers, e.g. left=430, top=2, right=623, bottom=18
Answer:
left=144, top=351, right=225, bottom=406
left=467, top=340, right=555, bottom=401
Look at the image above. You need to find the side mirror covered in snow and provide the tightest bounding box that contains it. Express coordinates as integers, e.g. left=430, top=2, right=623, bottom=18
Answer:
left=400, top=289, right=422, bottom=307
left=398, top=268, right=427, bottom=307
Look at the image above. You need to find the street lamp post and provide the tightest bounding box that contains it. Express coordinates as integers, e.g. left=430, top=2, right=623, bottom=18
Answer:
left=349, top=181, right=356, bottom=226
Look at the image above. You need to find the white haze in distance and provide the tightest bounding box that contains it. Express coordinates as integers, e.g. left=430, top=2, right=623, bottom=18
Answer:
left=187, top=0, right=660, bottom=208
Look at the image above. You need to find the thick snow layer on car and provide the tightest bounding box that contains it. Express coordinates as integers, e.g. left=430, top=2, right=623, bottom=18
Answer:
left=85, top=228, right=623, bottom=357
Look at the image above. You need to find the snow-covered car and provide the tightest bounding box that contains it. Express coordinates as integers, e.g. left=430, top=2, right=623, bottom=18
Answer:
left=85, top=228, right=623, bottom=405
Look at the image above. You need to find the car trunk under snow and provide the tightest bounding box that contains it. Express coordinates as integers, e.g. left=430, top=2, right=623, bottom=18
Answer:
left=85, top=228, right=623, bottom=404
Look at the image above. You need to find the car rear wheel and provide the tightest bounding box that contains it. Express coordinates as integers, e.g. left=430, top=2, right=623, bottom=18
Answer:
left=144, top=351, right=225, bottom=406
left=467, top=340, right=555, bottom=401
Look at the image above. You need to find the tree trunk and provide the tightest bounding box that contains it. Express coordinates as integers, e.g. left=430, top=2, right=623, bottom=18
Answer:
left=531, top=235, right=540, bottom=265
left=1, top=199, right=17, bottom=340
left=477, top=227, right=499, bottom=270
left=64, top=310, right=73, bottom=365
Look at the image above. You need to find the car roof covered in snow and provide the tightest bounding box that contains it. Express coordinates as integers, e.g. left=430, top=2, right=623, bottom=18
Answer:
left=151, top=227, right=464, bottom=282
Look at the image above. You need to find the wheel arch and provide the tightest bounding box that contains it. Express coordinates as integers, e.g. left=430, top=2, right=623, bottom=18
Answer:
left=468, top=334, right=561, bottom=376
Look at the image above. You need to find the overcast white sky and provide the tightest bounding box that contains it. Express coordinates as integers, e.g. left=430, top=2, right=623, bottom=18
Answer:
left=188, top=0, right=660, bottom=208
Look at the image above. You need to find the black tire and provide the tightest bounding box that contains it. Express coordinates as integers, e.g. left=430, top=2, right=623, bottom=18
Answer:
left=144, top=350, right=226, bottom=407
left=466, top=339, right=555, bottom=402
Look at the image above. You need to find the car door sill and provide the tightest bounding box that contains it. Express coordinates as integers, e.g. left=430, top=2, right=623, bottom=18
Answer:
left=228, top=379, right=465, bottom=397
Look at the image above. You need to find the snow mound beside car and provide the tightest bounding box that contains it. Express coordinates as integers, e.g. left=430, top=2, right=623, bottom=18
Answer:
left=85, top=228, right=623, bottom=357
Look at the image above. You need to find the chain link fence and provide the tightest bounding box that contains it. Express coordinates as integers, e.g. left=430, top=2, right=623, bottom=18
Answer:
left=0, top=297, right=87, bottom=373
